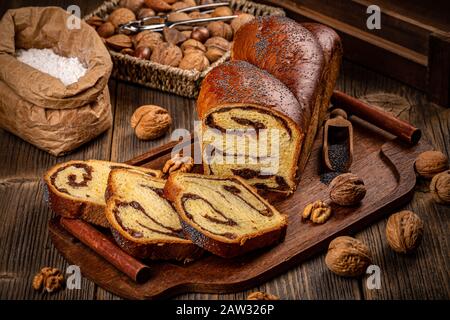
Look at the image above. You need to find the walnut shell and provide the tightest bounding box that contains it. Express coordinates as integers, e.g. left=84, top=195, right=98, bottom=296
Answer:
left=106, top=34, right=132, bottom=51
left=96, top=22, right=115, bottom=38
left=163, top=27, right=188, bottom=45
left=107, top=8, right=136, bottom=28
left=179, top=51, right=210, bottom=72
left=231, top=13, right=255, bottom=33
left=329, top=173, right=366, bottom=206
left=205, top=47, right=225, bottom=63
left=133, top=31, right=163, bottom=50
left=386, top=211, right=424, bottom=254
left=86, top=15, right=104, bottom=28
left=247, top=292, right=279, bottom=300
left=119, top=0, right=145, bottom=13
left=414, top=150, right=449, bottom=179
left=134, top=46, right=151, bottom=59
left=131, top=105, right=172, bottom=140
left=180, top=39, right=206, bottom=53
left=191, top=27, right=210, bottom=43
left=171, top=1, right=189, bottom=11
left=150, top=42, right=182, bottom=66
left=205, top=36, right=230, bottom=51
left=211, top=6, right=233, bottom=17
left=325, top=236, right=372, bottom=277
left=121, top=48, right=135, bottom=56
left=184, top=0, right=196, bottom=6
left=207, top=21, right=233, bottom=41
left=144, top=0, right=172, bottom=11
left=167, top=12, right=190, bottom=22
left=137, top=7, right=156, bottom=19
left=430, top=170, right=450, bottom=204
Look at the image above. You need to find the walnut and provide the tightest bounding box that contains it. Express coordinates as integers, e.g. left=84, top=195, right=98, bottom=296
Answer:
left=205, top=47, right=224, bottom=63
left=133, top=46, right=151, bottom=59
left=204, top=37, right=230, bottom=62
left=131, top=105, right=172, bottom=140
left=430, top=170, right=450, bottom=204
left=414, top=150, right=449, bottom=179
left=207, top=21, right=233, bottom=41
left=32, top=267, right=64, bottom=294
left=247, top=292, right=279, bottom=300
left=107, top=7, right=136, bottom=28
left=121, top=47, right=135, bottom=56
left=163, top=27, right=188, bottom=45
left=171, top=1, right=189, bottom=11
left=191, top=27, right=210, bottom=43
left=96, top=22, right=115, bottom=38
left=181, top=30, right=192, bottom=39
left=325, top=236, right=372, bottom=277
left=184, top=0, right=196, bottom=6
left=137, top=8, right=156, bottom=19
left=231, top=13, right=255, bottom=33
left=144, top=0, right=172, bottom=11
left=167, top=12, right=190, bottom=22
left=179, top=51, right=210, bottom=72
left=162, top=154, right=194, bottom=174
left=106, top=34, right=133, bottom=51
left=211, top=6, right=233, bottom=17
left=386, top=210, right=424, bottom=254
left=86, top=15, right=104, bottom=28
left=150, top=42, right=182, bottom=66
left=119, top=0, right=145, bottom=13
left=205, top=37, right=231, bottom=51
left=134, top=31, right=163, bottom=50
left=329, top=173, right=366, bottom=206
left=180, top=39, right=206, bottom=54
left=45, top=274, right=64, bottom=293
left=301, top=200, right=332, bottom=224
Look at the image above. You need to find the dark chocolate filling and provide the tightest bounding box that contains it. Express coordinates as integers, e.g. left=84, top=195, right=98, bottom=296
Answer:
left=113, top=200, right=183, bottom=239
left=182, top=193, right=237, bottom=226
left=50, top=163, right=93, bottom=194
left=230, top=168, right=290, bottom=191
left=205, top=107, right=292, bottom=138
left=222, top=185, right=272, bottom=217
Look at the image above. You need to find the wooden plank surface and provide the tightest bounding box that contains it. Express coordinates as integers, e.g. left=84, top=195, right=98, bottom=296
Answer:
left=0, top=0, right=449, bottom=300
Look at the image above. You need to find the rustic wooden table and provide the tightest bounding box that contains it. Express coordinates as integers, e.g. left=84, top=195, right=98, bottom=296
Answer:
left=0, top=0, right=449, bottom=300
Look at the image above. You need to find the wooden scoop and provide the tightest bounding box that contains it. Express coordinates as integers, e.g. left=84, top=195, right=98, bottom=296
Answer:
left=323, top=108, right=353, bottom=172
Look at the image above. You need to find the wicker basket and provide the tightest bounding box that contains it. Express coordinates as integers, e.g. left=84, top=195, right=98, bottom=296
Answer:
left=84, top=0, right=285, bottom=98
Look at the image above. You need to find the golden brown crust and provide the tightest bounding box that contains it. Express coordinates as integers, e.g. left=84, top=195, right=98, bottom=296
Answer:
left=43, top=160, right=162, bottom=228
left=163, top=173, right=288, bottom=258
left=105, top=169, right=203, bottom=262
left=231, top=16, right=326, bottom=128
left=302, top=23, right=343, bottom=126
left=197, top=60, right=306, bottom=130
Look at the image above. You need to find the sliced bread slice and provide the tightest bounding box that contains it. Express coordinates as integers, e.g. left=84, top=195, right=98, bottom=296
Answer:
left=164, top=173, right=288, bottom=258
left=105, top=169, right=202, bottom=261
left=44, top=160, right=162, bottom=227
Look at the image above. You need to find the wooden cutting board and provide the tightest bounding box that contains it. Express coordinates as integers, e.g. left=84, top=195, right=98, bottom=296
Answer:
left=48, top=118, right=429, bottom=299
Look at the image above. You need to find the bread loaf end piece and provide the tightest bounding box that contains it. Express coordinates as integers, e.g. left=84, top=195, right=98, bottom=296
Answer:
left=43, top=160, right=162, bottom=227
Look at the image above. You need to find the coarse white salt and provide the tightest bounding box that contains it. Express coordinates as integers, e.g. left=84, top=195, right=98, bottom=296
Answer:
left=16, top=48, right=87, bottom=86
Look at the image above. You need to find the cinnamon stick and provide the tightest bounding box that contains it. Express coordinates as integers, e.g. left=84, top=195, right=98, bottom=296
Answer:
left=331, top=90, right=421, bottom=145
left=60, top=217, right=151, bottom=283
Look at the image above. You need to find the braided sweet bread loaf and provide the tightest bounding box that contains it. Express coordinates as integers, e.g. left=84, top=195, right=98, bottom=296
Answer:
left=164, top=172, right=288, bottom=258
left=197, top=17, right=342, bottom=193
left=44, top=160, right=162, bottom=227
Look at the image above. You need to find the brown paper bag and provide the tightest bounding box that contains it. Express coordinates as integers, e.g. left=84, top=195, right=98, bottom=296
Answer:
left=0, top=6, right=113, bottom=156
